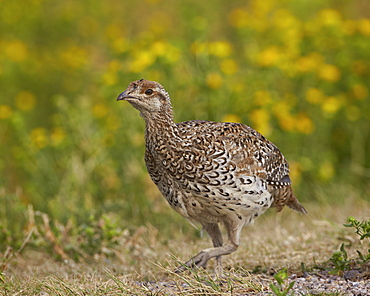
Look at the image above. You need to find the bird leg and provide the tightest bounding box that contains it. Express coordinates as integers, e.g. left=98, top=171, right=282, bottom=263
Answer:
left=203, top=223, right=224, bottom=275
left=175, top=219, right=243, bottom=274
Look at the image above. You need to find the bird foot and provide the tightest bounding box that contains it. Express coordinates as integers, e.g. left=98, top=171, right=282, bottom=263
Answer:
left=174, top=251, right=210, bottom=273
left=214, top=264, right=224, bottom=279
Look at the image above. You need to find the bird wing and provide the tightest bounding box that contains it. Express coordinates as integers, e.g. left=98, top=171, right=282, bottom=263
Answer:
left=176, top=120, right=291, bottom=188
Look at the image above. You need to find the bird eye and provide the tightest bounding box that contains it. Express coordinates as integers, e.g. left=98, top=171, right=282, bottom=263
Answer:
left=145, top=89, right=153, bottom=95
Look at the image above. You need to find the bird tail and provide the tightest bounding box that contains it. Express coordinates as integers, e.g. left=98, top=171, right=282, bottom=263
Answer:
left=272, top=185, right=307, bottom=214
left=287, top=196, right=307, bottom=214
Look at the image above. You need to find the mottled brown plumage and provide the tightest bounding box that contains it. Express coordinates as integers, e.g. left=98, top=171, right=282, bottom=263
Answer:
left=117, top=79, right=307, bottom=273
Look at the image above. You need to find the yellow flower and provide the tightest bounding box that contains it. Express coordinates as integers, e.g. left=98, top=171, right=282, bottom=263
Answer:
left=351, top=60, right=368, bottom=76
left=222, top=114, right=241, bottom=123
left=15, top=91, right=36, bottom=111
left=278, top=115, right=295, bottom=133
left=0, top=105, right=13, bottom=119
left=149, top=11, right=170, bottom=34
left=190, top=41, right=207, bottom=55
left=5, top=40, right=28, bottom=62
left=105, top=115, right=120, bottom=131
left=31, top=127, right=48, bottom=149
left=229, top=8, right=249, bottom=28
left=273, top=9, right=299, bottom=30
left=150, top=41, right=180, bottom=62
left=300, top=157, right=314, bottom=171
left=108, top=60, right=121, bottom=72
left=106, top=24, right=122, bottom=40
left=151, top=41, right=167, bottom=56
left=112, top=37, right=128, bottom=53
left=146, top=70, right=162, bottom=82
left=321, top=96, right=341, bottom=114
left=318, top=9, right=342, bottom=27
left=272, top=95, right=297, bottom=132
left=256, top=46, right=281, bottom=67
left=50, top=127, right=66, bottom=146
left=93, top=104, right=108, bottom=118
left=352, top=84, right=368, bottom=100
left=163, top=44, right=180, bottom=63
left=129, top=50, right=155, bottom=73
left=191, top=16, right=207, bottom=31
left=250, top=108, right=271, bottom=136
left=296, top=52, right=323, bottom=73
left=318, top=64, right=341, bottom=82
left=272, top=100, right=292, bottom=120
left=233, top=82, right=245, bottom=94
left=102, top=60, right=121, bottom=86
left=343, top=20, right=357, bottom=35
left=251, top=0, right=276, bottom=18
left=220, top=59, right=238, bottom=75
left=209, top=41, right=233, bottom=58
left=253, top=90, right=272, bottom=106
left=77, top=16, right=98, bottom=38
left=295, top=113, right=314, bottom=134
left=318, top=161, right=335, bottom=181
left=289, top=161, right=302, bottom=184
left=358, top=19, right=370, bottom=36
left=191, top=40, right=230, bottom=58
left=305, top=88, right=324, bottom=104
left=102, top=72, right=118, bottom=86
left=60, top=46, right=87, bottom=69
left=249, top=17, right=268, bottom=32
left=206, top=72, right=223, bottom=89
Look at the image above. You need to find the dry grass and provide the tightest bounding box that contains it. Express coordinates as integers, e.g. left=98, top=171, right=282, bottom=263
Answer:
left=1, top=195, right=369, bottom=295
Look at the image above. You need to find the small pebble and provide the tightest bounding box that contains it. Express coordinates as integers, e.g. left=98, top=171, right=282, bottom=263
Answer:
left=140, top=270, right=369, bottom=296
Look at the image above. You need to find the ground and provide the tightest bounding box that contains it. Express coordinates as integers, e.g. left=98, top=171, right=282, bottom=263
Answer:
left=1, top=197, right=369, bottom=295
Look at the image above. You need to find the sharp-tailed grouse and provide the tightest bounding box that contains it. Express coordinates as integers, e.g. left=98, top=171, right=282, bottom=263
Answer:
left=117, top=79, right=307, bottom=273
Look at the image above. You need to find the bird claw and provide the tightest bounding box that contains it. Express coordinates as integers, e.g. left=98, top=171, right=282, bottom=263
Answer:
left=174, top=251, right=210, bottom=273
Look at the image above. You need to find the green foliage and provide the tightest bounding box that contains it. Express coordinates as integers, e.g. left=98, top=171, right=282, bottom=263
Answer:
left=0, top=203, right=127, bottom=261
left=269, top=268, right=295, bottom=296
left=78, top=214, right=124, bottom=257
left=0, top=192, right=28, bottom=250
left=343, top=217, right=370, bottom=263
left=41, top=212, right=126, bottom=261
left=329, top=243, right=350, bottom=275
left=329, top=217, right=370, bottom=274
left=344, top=216, right=370, bottom=241
left=0, top=0, right=370, bottom=256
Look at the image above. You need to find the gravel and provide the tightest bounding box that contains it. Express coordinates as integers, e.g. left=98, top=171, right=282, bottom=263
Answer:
left=141, top=269, right=369, bottom=295
left=273, top=271, right=369, bottom=296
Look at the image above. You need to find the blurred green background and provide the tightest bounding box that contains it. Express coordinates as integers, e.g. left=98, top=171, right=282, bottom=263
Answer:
left=0, top=0, right=369, bottom=253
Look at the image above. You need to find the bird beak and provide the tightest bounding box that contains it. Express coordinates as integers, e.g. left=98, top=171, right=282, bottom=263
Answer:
left=116, top=91, right=137, bottom=101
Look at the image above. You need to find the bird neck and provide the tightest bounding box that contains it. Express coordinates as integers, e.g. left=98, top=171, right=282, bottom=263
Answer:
left=143, top=107, right=179, bottom=144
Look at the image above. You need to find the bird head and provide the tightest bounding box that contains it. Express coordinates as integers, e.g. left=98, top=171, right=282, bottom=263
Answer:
left=117, top=79, right=172, bottom=117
